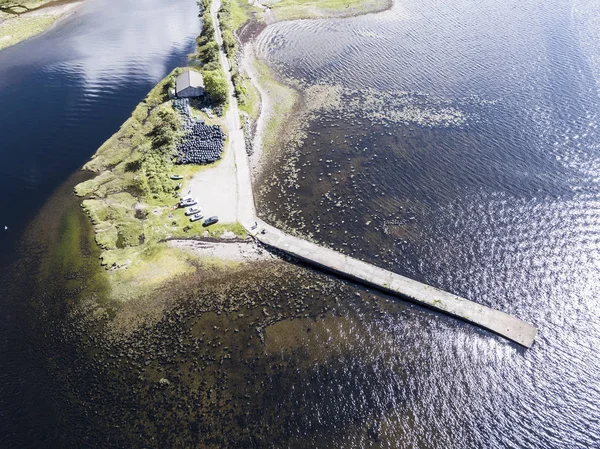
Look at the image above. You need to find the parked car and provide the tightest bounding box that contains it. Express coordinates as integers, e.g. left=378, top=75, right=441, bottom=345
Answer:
left=185, top=206, right=201, bottom=216
left=180, top=198, right=197, bottom=207
left=190, top=213, right=204, bottom=222
left=202, top=216, right=219, bottom=227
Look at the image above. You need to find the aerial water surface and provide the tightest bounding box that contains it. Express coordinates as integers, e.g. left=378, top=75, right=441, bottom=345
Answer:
left=254, top=0, right=600, bottom=446
left=0, top=0, right=199, bottom=446
left=0, top=0, right=599, bottom=447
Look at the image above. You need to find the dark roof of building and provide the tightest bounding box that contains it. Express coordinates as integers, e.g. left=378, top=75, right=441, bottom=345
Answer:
left=176, top=70, right=204, bottom=93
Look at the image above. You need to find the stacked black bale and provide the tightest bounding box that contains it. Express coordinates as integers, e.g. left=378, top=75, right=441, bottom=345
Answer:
left=176, top=123, right=225, bottom=164
left=172, top=98, right=225, bottom=164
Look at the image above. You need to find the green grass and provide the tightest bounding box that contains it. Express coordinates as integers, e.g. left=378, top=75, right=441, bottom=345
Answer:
left=200, top=221, right=247, bottom=239
left=228, top=0, right=263, bottom=30
left=99, top=243, right=197, bottom=299
left=264, top=0, right=391, bottom=21
left=238, top=72, right=261, bottom=119
left=0, top=14, right=57, bottom=50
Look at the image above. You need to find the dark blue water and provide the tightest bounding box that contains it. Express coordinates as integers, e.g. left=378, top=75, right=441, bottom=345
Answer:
left=0, top=0, right=199, bottom=446
left=253, top=0, right=600, bottom=446
left=0, top=0, right=199, bottom=265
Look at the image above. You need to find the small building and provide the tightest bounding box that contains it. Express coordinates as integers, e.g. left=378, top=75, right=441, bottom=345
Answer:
left=176, top=70, right=204, bottom=98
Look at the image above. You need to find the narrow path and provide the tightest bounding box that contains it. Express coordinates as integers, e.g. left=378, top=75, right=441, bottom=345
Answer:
left=211, top=0, right=256, bottom=226
left=211, top=0, right=537, bottom=347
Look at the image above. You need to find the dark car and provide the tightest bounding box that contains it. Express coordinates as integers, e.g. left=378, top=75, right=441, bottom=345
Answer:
left=202, top=216, right=219, bottom=227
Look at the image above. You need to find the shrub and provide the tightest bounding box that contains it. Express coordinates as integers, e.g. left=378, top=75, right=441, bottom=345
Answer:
left=124, top=159, right=142, bottom=172
left=203, top=70, right=228, bottom=105
left=222, top=29, right=236, bottom=54
left=198, top=41, right=219, bottom=66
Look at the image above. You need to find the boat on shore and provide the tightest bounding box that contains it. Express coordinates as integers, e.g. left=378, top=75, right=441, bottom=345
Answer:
left=170, top=174, right=184, bottom=180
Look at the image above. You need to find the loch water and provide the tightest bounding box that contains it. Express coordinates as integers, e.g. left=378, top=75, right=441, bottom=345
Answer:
left=1, top=0, right=600, bottom=447
left=0, top=0, right=199, bottom=446
left=254, top=0, right=600, bottom=446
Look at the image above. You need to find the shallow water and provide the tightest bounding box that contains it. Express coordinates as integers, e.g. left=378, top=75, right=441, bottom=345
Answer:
left=2, top=0, right=600, bottom=447
left=254, top=0, right=600, bottom=446
left=0, top=0, right=199, bottom=446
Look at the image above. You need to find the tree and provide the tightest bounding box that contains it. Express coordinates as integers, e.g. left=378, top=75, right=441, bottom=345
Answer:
left=222, top=29, right=236, bottom=55
left=203, top=70, right=228, bottom=105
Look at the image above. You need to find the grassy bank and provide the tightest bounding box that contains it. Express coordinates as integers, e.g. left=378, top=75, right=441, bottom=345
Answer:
left=264, top=0, right=392, bottom=21
left=0, top=0, right=80, bottom=50
left=75, top=68, right=247, bottom=298
left=218, top=0, right=264, bottom=118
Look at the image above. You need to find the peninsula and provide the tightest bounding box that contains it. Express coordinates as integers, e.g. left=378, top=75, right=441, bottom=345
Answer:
left=74, top=0, right=536, bottom=347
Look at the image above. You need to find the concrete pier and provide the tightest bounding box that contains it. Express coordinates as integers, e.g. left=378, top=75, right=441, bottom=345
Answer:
left=212, top=0, right=538, bottom=348
left=251, top=221, right=538, bottom=348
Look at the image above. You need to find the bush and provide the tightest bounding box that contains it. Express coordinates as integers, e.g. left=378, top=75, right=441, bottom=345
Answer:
left=203, top=70, right=228, bottom=105
left=198, top=40, right=219, bottom=66
left=222, top=29, right=236, bottom=54
left=124, top=159, right=142, bottom=172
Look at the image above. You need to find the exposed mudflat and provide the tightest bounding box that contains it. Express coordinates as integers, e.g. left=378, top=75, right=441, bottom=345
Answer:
left=168, top=238, right=274, bottom=262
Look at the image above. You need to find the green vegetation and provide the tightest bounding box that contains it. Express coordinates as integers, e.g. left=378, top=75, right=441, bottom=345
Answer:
left=203, top=69, right=228, bottom=105
left=0, top=0, right=53, bottom=14
left=75, top=70, right=245, bottom=274
left=195, top=0, right=220, bottom=71
left=217, top=0, right=263, bottom=117
left=193, top=0, right=230, bottom=109
left=0, top=13, right=55, bottom=50
left=263, top=0, right=392, bottom=21
left=201, top=221, right=247, bottom=239
left=0, top=0, right=80, bottom=50
left=224, top=0, right=261, bottom=30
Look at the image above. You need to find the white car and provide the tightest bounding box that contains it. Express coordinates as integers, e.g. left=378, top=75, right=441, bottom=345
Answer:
left=185, top=206, right=201, bottom=216
left=190, top=213, right=204, bottom=222
left=180, top=195, right=193, bottom=203
left=180, top=198, right=197, bottom=207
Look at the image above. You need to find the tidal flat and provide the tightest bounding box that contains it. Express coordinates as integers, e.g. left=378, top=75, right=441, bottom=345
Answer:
left=14, top=168, right=439, bottom=448
left=4, top=0, right=600, bottom=447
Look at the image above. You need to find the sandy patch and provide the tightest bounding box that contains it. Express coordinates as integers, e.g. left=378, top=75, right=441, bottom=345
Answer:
left=168, top=239, right=274, bottom=262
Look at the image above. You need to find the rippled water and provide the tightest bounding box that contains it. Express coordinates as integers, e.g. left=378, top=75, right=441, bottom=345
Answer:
left=2, top=0, right=600, bottom=447
left=0, top=0, right=199, bottom=264
left=0, top=0, right=199, bottom=446
left=253, top=0, right=600, bottom=446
